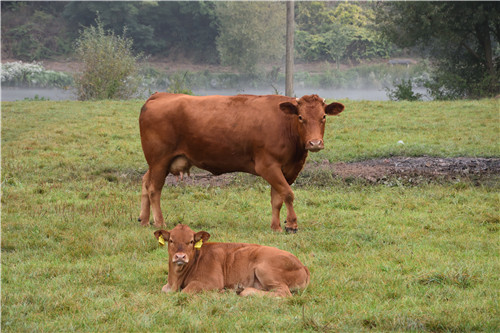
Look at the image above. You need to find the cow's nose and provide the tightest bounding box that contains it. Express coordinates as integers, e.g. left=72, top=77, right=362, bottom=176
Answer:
left=307, top=140, right=324, bottom=151
left=173, top=253, right=187, bottom=263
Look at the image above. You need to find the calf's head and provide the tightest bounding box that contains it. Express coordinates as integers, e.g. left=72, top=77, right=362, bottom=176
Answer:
left=279, top=94, right=344, bottom=152
left=154, top=224, right=210, bottom=270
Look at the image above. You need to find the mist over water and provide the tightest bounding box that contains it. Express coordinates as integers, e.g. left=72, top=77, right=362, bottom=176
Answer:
left=2, top=86, right=402, bottom=102
left=2, top=87, right=74, bottom=101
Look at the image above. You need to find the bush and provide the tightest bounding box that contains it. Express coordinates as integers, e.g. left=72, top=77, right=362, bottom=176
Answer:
left=74, top=20, right=142, bottom=100
left=386, top=79, right=422, bottom=101
left=167, top=72, right=193, bottom=95
left=0, top=61, right=72, bottom=88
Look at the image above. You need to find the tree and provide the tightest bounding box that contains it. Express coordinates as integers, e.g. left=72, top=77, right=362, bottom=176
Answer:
left=377, top=2, right=500, bottom=98
left=1, top=2, right=71, bottom=60
left=63, top=1, right=219, bottom=63
left=215, top=2, right=286, bottom=73
left=295, top=2, right=390, bottom=64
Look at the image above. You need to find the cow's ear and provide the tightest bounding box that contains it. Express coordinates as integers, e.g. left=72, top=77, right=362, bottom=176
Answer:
left=325, top=102, right=344, bottom=115
left=279, top=102, right=299, bottom=115
left=194, top=231, right=210, bottom=242
left=154, top=230, right=170, bottom=241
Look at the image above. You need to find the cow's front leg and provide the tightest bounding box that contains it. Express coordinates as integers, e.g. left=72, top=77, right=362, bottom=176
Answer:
left=182, top=281, right=217, bottom=294
left=270, top=187, right=283, bottom=232
left=161, top=283, right=173, bottom=293
left=256, top=162, right=298, bottom=233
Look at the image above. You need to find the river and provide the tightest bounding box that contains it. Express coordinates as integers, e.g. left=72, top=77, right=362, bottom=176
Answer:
left=2, top=86, right=427, bottom=102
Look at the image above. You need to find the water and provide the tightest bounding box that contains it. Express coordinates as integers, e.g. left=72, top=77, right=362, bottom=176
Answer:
left=1, top=87, right=75, bottom=101
left=3, top=85, right=433, bottom=102
left=2, top=86, right=397, bottom=101
left=194, top=88, right=393, bottom=101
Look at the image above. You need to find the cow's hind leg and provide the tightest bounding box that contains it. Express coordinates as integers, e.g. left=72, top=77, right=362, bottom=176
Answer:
left=138, top=169, right=151, bottom=226
left=237, top=286, right=291, bottom=297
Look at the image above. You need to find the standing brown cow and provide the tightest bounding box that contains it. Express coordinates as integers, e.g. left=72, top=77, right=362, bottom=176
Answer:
left=139, top=93, right=344, bottom=232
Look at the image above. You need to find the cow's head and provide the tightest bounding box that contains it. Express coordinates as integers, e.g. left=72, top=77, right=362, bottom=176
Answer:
left=279, top=95, right=344, bottom=152
left=154, top=224, right=210, bottom=271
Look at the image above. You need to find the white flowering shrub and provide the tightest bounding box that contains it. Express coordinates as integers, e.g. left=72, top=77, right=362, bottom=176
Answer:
left=1, top=61, right=72, bottom=88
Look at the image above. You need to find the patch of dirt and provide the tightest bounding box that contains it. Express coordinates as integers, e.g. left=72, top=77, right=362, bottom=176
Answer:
left=163, top=157, right=500, bottom=187
left=308, top=157, right=500, bottom=185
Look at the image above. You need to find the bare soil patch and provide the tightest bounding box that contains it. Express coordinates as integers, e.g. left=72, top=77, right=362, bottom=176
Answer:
left=163, top=157, right=500, bottom=187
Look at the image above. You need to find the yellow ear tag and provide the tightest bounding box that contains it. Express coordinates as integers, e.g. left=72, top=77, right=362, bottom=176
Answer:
left=194, top=239, right=203, bottom=249
left=158, top=234, right=165, bottom=247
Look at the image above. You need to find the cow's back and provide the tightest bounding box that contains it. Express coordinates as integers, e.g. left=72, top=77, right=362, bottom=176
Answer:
left=196, top=243, right=309, bottom=291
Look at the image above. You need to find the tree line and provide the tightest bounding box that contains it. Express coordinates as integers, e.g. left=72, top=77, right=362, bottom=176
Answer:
left=1, top=1, right=498, bottom=98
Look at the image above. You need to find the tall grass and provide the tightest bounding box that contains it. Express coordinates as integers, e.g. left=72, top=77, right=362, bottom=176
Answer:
left=2, top=99, right=499, bottom=331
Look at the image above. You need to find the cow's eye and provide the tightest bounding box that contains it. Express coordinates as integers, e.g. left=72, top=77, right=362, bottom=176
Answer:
left=190, top=240, right=194, bottom=244
left=169, top=239, right=173, bottom=243
left=298, top=115, right=303, bottom=122
left=323, top=114, right=326, bottom=119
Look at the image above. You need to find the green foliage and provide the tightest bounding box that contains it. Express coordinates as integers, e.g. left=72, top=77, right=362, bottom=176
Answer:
left=295, top=2, right=391, bottom=65
left=23, top=95, right=50, bottom=101
left=386, top=79, right=423, bottom=101
left=74, top=20, right=142, bottom=100
left=63, top=1, right=219, bottom=64
left=377, top=2, right=500, bottom=98
left=215, top=2, right=286, bottom=73
left=166, top=72, right=193, bottom=95
left=1, top=100, right=499, bottom=331
left=1, top=2, right=72, bottom=60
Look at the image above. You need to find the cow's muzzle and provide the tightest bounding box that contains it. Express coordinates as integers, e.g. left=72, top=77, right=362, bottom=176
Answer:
left=173, top=253, right=188, bottom=265
left=306, top=139, right=324, bottom=152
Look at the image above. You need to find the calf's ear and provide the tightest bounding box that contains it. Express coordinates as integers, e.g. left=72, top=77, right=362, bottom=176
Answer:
left=325, top=102, right=344, bottom=115
left=194, top=231, right=210, bottom=242
left=154, top=230, right=170, bottom=241
left=279, top=102, right=298, bottom=115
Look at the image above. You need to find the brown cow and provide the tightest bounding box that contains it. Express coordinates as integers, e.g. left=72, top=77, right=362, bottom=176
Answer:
left=139, top=93, right=344, bottom=232
left=154, top=224, right=310, bottom=296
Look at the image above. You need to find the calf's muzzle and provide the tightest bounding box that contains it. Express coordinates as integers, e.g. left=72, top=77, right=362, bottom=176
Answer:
left=173, top=252, right=188, bottom=265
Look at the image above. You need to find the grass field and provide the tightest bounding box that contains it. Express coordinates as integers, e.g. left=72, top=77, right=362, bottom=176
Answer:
left=2, top=99, right=499, bottom=332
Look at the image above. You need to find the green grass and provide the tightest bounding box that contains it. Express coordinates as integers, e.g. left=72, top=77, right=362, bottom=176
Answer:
left=2, top=99, right=499, bottom=332
left=321, top=99, right=499, bottom=162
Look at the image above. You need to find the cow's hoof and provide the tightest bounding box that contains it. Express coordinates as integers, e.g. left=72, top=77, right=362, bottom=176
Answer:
left=285, top=227, right=298, bottom=234
left=154, top=223, right=166, bottom=229
left=138, top=218, right=151, bottom=227
left=235, top=284, right=245, bottom=295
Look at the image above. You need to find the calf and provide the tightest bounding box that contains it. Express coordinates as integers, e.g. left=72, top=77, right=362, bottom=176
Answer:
left=154, top=224, right=310, bottom=297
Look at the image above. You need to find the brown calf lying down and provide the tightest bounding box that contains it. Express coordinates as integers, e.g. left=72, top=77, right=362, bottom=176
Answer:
left=154, top=224, right=310, bottom=297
